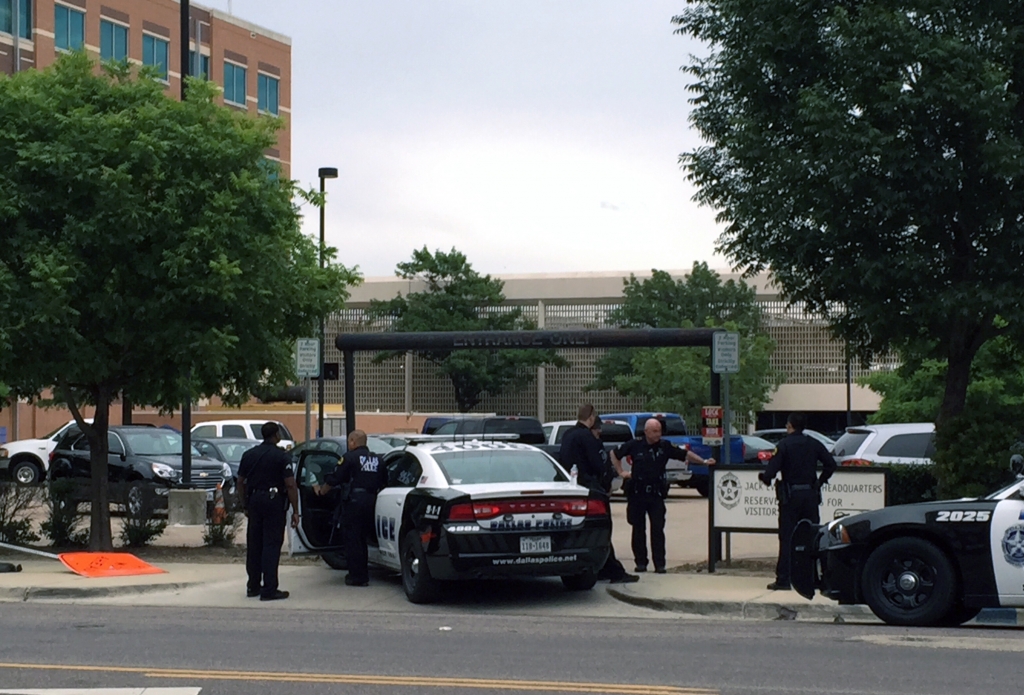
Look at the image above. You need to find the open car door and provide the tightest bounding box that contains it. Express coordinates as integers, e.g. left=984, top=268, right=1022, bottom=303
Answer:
left=290, top=449, right=346, bottom=555
left=790, top=519, right=822, bottom=600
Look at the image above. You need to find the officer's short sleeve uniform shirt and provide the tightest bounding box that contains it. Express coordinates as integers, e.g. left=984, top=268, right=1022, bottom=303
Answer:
left=325, top=445, right=387, bottom=492
left=613, top=438, right=687, bottom=483
left=237, top=442, right=293, bottom=490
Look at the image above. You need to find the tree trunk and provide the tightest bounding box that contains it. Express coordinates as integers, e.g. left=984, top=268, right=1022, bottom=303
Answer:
left=937, top=325, right=987, bottom=427
left=88, top=391, right=113, bottom=551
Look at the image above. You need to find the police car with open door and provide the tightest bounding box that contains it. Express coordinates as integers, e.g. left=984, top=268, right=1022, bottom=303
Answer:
left=790, top=456, right=1024, bottom=626
left=289, top=435, right=612, bottom=603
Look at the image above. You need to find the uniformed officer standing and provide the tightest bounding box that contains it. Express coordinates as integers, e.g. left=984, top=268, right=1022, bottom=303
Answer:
left=314, top=430, right=386, bottom=587
left=559, top=405, right=638, bottom=584
left=236, top=422, right=299, bottom=601
left=758, top=412, right=836, bottom=590
left=611, top=418, right=713, bottom=573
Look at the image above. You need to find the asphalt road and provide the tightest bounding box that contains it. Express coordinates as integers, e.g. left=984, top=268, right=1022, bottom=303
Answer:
left=0, top=603, right=1020, bottom=695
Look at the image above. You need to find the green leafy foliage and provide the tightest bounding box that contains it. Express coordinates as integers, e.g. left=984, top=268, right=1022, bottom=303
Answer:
left=41, top=479, right=89, bottom=548
left=675, top=1, right=1024, bottom=440
left=203, top=511, right=243, bottom=548
left=366, top=247, right=566, bottom=412
left=119, top=514, right=167, bottom=549
left=886, top=465, right=938, bottom=507
left=863, top=337, right=1024, bottom=496
left=0, top=53, right=359, bottom=549
left=0, top=484, right=42, bottom=545
left=592, top=263, right=781, bottom=424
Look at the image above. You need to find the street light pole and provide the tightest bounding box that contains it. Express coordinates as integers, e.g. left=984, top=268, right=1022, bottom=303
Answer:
left=317, top=167, right=338, bottom=437
left=180, top=0, right=190, bottom=100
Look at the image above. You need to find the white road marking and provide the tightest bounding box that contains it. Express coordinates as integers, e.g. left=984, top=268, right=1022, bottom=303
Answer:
left=0, top=689, right=201, bottom=695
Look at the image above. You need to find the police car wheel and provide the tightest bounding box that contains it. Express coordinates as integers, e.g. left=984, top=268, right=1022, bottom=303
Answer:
left=861, top=537, right=956, bottom=627
left=561, top=571, right=598, bottom=591
left=939, top=603, right=981, bottom=627
left=400, top=530, right=440, bottom=604
left=321, top=552, right=347, bottom=570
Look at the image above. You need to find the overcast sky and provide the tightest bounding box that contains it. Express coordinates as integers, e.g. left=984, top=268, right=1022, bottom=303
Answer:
left=214, top=1, right=722, bottom=277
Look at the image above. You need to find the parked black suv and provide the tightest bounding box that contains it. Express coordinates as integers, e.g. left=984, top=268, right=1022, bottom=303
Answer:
left=50, top=426, right=230, bottom=516
left=430, top=416, right=546, bottom=445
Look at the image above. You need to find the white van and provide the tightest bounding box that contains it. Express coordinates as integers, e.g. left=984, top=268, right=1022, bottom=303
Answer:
left=190, top=420, right=295, bottom=450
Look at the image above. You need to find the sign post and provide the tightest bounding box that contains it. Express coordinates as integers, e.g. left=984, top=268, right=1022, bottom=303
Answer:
left=709, top=331, right=740, bottom=572
left=296, top=338, right=320, bottom=443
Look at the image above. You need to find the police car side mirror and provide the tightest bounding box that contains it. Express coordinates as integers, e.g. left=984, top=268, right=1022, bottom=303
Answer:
left=1011, top=454, right=1024, bottom=477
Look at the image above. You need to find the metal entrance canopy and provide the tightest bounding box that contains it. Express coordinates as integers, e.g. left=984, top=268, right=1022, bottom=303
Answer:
left=335, top=328, right=722, bottom=435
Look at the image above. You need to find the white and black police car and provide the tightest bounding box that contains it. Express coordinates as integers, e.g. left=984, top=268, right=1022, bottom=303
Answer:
left=791, top=456, right=1024, bottom=626
left=288, top=436, right=612, bottom=603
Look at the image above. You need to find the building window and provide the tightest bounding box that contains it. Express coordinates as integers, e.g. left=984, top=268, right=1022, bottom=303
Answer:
left=54, top=4, right=85, bottom=51
left=100, top=20, right=129, bottom=62
left=257, top=74, right=279, bottom=115
left=189, top=51, right=210, bottom=80
left=142, top=34, right=169, bottom=80
left=223, top=62, right=247, bottom=106
left=1, top=0, right=32, bottom=39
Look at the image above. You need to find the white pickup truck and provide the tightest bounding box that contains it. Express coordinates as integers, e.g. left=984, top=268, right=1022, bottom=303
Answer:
left=0, top=419, right=89, bottom=485
left=541, top=419, right=692, bottom=489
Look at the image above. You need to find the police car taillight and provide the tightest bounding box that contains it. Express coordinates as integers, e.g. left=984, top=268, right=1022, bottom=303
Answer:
left=842, top=458, right=873, bottom=467
left=446, top=498, right=599, bottom=520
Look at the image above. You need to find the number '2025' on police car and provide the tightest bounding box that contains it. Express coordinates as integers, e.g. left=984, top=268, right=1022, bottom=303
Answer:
left=791, top=467, right=1024, bottom=627
left=289, top=438, right=612, bottom=603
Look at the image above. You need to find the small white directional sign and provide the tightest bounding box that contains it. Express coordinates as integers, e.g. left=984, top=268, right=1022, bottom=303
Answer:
left=712, top=331, right=740, bottom=374
left=295, top=338, right=320, bottom=378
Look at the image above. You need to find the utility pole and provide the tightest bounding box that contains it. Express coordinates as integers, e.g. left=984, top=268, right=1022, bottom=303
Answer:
left=180, top=0, right=190, bottom=100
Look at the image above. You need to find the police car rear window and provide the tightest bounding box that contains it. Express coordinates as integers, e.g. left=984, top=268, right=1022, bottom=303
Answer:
left=434, top=450, right=569, bottom=485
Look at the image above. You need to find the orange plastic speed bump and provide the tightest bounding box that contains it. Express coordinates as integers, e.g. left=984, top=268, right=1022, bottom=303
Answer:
left=58, top=552, right=166, bottom=578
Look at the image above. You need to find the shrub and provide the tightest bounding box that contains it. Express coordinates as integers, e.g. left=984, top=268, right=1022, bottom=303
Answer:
left=0, top=483, right=42, bottom=545
left=203, top=511, right=243, bottom=548
left=886, top=465, right=939, bottom=506
left=119, top=511, right=167, bottom=549
left=41, top=478, right=89, bottom=547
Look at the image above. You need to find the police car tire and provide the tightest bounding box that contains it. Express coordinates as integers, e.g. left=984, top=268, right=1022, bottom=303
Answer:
left=861, top=537, right=956, bottom=627
left=401, top=530, right=440, bottom=604
left=321, top=552, right=347, bottom=570
left=561, top=571, right=598, bottom=591
left=939, top=603, right=981, bottom=627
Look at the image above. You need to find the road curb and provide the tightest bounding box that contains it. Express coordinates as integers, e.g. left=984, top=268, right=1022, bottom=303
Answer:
left=0, top=581, right=201, bottom=601
left=606, top=586, right=877, bottom=622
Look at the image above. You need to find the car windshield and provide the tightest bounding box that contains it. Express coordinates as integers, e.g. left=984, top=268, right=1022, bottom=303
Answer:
left=367, top=437, right=394, bottom=455
left=833, top=431, right=870, bottom=457
left=985, top=479, right=1024, bottom=501
left=433, top=449, right=569, bottom=485
left=220, top=441, right=259, bottom=463
left=125, top=430, right=193, bottom=457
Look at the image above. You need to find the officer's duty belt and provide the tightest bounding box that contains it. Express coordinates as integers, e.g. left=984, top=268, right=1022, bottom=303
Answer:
left=789, top=484, right=814, bottom=491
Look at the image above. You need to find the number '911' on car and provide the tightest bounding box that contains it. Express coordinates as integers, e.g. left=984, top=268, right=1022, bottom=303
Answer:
left=289, top=439, right=612, bottom=603
left=791, top=462, right=1024, bottom=627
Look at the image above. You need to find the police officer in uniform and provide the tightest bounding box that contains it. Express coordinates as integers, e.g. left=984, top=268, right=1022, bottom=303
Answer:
left=758, top=412, right=836, bottom=590
left=314, top=430, right=386, bottom=587
left=611, top=418, right=711, bottom=573
left=236, top=422, right=299, bottom=601
left=559, top=405, right=638, bottom=583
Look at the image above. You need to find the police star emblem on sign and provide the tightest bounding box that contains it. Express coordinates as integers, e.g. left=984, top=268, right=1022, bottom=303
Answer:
left=717, top=472, right=741, bottom=510
left=1002, top=525, right=1024, bottom=567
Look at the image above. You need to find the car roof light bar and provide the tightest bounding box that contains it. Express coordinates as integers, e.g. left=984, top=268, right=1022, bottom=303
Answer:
left=403, top=434, right=520, bottom=444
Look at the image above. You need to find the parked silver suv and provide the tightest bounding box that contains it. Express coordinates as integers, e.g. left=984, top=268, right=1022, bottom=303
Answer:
left=832, top=423, right=935, bottom=466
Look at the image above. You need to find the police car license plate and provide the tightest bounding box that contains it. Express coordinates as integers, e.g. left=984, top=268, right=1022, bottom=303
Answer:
left=520, top=536, right=551, bottom=554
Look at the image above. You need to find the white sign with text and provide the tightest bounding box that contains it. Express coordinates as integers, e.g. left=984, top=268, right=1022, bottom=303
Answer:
left=712, top=468, right=887, bottom=531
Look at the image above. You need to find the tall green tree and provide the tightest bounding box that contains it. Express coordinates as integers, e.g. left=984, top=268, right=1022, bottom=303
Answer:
left=366, top=248, right=565, bottom=412
left=0, top=54, right=359, bottom=549
left=863, top=338, right=1024, bottom=496
left=675, top=2, right=1024, bottom=433
left=592, top=263, right=780, bottom=426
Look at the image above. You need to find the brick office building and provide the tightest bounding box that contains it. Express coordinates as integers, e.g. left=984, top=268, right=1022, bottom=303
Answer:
left=0, top=0, right=291, bottom=173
